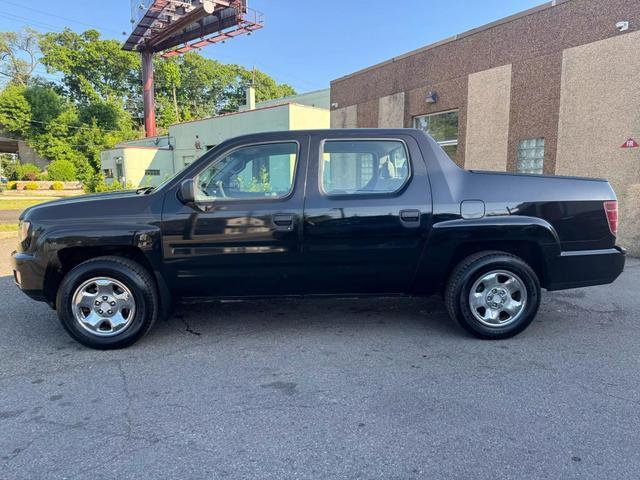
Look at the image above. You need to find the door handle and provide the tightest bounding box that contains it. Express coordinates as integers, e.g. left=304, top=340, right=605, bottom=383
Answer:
left=273, top=213, right=295, bottom=231
left=400, top=209, right=421, bottom=227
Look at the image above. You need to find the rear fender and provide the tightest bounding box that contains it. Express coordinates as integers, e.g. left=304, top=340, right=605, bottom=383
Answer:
left=412, top=216, right=561, bottom=294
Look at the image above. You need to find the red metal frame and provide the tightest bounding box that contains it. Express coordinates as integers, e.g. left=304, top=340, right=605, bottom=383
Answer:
left=124, top=0, right=264, bottom=137
left=161, top=16, right=263, bottom=57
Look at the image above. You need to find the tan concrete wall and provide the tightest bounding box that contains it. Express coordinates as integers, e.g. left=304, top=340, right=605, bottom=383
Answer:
left=464, top=64, right=512, bottom=171
left=288, top=104, right=330, bottom=131
left=330, top=105, right=358, bottom=128
left=378, top=92, right=405, bottom=128
left=556, top=31, right=640, bottom=255
left=100, top=147, right=174, bottom=187
left=170, top=104, right=292, bottom=161
left=17, top=141, right=48, bottom=169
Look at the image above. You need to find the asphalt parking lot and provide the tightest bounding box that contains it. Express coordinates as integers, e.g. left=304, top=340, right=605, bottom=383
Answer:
left=1, top=237, right=639, bottom=479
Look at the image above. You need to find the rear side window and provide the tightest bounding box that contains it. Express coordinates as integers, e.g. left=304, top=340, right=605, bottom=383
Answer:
left=320, top=140, right=410, bottom=195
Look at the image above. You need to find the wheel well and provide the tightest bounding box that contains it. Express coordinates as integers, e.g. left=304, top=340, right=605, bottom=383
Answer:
left=446, top=241, right=548, bottom=287
left=44, top=246, right=155, bottom=304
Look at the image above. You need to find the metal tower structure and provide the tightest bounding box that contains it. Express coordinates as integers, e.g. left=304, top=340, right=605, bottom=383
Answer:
left=123, top=0, right=264, bottom=137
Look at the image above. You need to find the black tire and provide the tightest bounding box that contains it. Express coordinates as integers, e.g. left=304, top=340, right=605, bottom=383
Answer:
left=55, top=256, right=159, bottom=349
left=445, top=251, right=541, bottom=339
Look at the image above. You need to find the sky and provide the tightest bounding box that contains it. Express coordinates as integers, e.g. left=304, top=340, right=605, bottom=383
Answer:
left=0, top=0, right=547, bottom=92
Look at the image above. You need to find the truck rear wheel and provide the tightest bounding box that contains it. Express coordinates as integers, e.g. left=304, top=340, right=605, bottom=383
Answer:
left=55, top=256, right=159, bottom=349
left=445, top=251, right=541, bottom=339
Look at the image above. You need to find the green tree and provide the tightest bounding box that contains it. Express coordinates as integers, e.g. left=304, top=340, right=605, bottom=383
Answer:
left=29, top=107, right=93, bottom=181
left=0, top=83, right=31, bottom=136
left=23, top=85, right=64, bottom=134
left=39, top=29, right=140, bottom=105
left=0, top=153, right=19, bottom=179
left=224, top=67, right=296, bottom=112
left=0, top=28, right=39, bottom=86
left=153, top=53, right=296, bottom=120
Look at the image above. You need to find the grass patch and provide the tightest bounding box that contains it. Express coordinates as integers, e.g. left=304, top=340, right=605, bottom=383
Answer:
left=0, top=223, right=18, bottom=232
left=0, top=198, right=61, bottom=210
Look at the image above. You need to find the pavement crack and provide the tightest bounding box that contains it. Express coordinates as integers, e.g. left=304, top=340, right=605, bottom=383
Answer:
left=575, top=382, right=640, bottom=406
left=117, top=360, right=134, bottom=437
left=178, top=314, right=202, bottom=336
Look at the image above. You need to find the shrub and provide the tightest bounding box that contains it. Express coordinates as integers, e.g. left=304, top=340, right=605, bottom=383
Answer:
left=7, top=181, right=17, bottom=190
left=50, top=181, right=64, bottom=191
left=37, top=172, right=48, bottom=181
left=47, top=159, right=77, bottom=182
left=24, top=181, right=38, bottom=190
left=19, top=163, right=41, bottom=181
left=83, top=172, right=107, bottom=193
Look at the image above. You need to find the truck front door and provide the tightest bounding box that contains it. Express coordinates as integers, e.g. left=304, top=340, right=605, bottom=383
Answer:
left=161, top=136, right=307, bottom=297
left=302, top=132, right=432, bottom=295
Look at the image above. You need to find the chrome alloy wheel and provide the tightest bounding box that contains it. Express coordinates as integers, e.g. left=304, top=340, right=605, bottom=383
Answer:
left=468, top=270, right=528, bottom=327
left=71, top=277, right=136, bottom=337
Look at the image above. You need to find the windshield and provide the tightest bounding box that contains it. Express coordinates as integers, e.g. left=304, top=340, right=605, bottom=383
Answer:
left=150, top=169, right=185, bottom=192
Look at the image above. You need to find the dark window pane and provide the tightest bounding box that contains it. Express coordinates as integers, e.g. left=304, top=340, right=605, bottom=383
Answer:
left=413, top=111, right=459, bottom=143
left=442, top=144, right=458, bottom=161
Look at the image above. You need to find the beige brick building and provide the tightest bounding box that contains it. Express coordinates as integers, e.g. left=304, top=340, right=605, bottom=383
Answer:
left=330, top=0, right=640, bottom=255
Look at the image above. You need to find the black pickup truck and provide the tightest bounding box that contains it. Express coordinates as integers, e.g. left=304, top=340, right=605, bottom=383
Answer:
left=11, top=129, right=625, bottom=349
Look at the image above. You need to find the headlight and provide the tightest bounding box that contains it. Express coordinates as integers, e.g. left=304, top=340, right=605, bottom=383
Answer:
left=19, top=221, right=31, bottom=242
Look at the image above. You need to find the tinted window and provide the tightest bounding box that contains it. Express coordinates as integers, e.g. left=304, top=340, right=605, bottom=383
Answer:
left=195, top=142, right=297, bottom=201
left=321, top=140, right=410, bottom=195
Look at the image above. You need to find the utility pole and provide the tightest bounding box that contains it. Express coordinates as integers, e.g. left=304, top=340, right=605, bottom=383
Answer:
left=172, top=83, right=180, bottom=123
left=141, top=49, right=157, bottom=137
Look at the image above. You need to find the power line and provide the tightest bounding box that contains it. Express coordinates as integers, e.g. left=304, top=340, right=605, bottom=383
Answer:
left=0, top=112, right=132, bottom=135
left=0, top=0, right=124, bottom=35
left=0, top=11, right=63, bottom=33
left=0, top=17, right=319, bottom=93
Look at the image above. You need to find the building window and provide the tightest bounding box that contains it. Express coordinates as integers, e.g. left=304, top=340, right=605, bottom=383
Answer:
left=517, top=138, right=545, bottom=174
left=103, top=168, right=113, bottom=178
left=145, top=169, right=160, bottom=176
left=413, top=110, right=459, bottom=160
left=321, top=140, right=410, bottom=195
left=115, top=163, right=124, bottom=181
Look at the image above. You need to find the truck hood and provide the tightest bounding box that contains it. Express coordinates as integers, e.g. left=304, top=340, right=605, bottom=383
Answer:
left=20, top=190, right=147, bottom=222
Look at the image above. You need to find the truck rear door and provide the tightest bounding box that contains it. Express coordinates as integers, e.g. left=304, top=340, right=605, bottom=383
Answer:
left=302, top=132, right=432, bottom=295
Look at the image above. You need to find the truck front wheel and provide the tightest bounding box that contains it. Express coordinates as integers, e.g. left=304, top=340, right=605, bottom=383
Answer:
left=55, top=256, right=159, bottom=349
left=445, top=251, right=541, bottom=339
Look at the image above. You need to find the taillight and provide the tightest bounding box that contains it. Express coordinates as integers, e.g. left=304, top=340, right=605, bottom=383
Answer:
left=603, top=201, right=618, bottom=236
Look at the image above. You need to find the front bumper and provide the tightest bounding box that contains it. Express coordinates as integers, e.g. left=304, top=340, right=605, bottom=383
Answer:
left=11, top=250, right=47, bottom=301
left=546, top=247, right=626, bottom=291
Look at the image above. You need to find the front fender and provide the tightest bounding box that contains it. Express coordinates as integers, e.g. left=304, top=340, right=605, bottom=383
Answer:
left=33, top=223, right=164, bottom=301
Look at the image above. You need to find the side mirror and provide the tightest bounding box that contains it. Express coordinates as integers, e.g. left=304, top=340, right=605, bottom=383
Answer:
left=179, top=179, right=196, bottom=204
